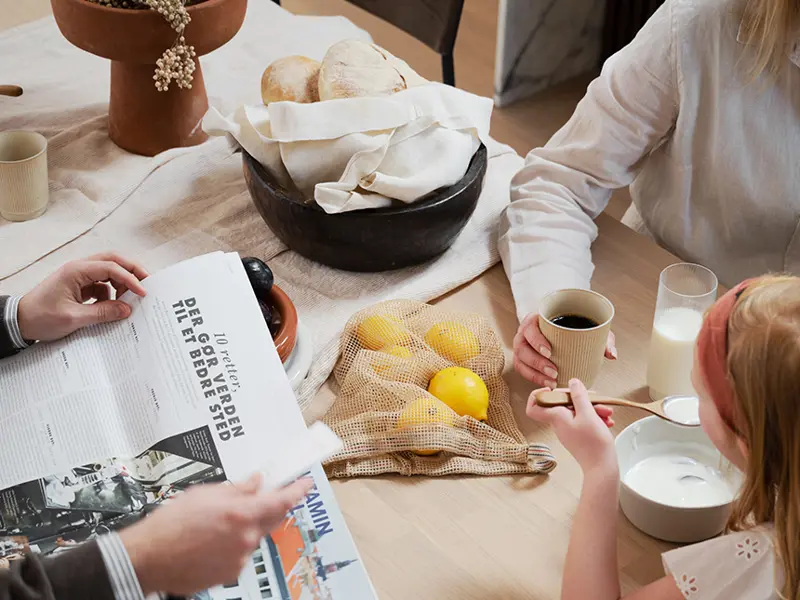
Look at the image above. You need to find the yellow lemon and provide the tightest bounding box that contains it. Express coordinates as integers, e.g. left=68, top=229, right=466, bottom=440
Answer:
left=356, top=314, right=409, bottom=350
left=396, top=397, right=457, bottom=456
left=427, top=367, right=489, bottom=421
left=383, top=345, right=413, bottom=359
left=424, top=321, right=480, bottom=364
left=372, top=345, right=414, bottom=375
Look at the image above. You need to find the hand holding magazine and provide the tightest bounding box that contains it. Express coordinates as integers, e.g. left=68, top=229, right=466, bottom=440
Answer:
left=0, top=252, right=377, bottom=599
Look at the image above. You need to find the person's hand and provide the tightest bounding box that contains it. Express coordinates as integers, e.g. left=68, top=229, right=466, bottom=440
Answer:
left=513, top=313, right=617, bottom=387
left=526, top=379, right=618, bottom=475
left=120, top=474, right=313, bottom=597
left=17, top=253, right=149, bottom=342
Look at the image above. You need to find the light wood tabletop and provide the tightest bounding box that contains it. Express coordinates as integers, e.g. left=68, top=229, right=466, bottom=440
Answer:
left=0, top=6, right=677, bottom=598
left=329, top=213, right=681, bottom=600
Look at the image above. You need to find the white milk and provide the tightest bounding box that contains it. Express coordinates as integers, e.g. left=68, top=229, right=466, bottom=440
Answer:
left=623, top=454, right=735, bottom=508
left=663, top=395, right=701, bottom=426
left=647, top=307, right=704, bottom=401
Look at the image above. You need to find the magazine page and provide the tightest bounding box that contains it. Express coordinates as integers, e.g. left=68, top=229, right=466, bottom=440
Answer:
left=0, top=252, right=372, bottom=597
left=0, top=251, right=340, bottom=492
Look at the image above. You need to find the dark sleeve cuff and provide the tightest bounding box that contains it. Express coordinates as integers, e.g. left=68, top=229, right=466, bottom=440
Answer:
left=0, top=295, right=22, bottom=360
left=4, top=296, right=28, bottom=349
left=41, top=540, right=116, bottom=600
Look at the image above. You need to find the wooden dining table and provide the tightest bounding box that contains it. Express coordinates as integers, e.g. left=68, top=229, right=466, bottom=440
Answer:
left=0, top=6, right=685, bottom=598
left=322, top=213, right=680, bottom=600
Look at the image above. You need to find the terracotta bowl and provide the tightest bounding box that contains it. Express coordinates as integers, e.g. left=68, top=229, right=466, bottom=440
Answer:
left=242, top=144, right=488, bottom=272
left=50, top=0, right=247, bottom=156
left=266, top=284, right=298, bottom=364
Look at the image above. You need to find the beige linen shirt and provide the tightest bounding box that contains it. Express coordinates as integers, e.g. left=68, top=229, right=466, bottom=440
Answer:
left=498, top=0, right=800, bottom=321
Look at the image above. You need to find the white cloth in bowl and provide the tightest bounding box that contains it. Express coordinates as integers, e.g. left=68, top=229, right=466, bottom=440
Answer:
left=202, top=83, right=493, bottom=214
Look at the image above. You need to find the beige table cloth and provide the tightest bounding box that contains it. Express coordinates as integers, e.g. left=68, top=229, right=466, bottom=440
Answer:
left=0, top=1, right=524, bottom=414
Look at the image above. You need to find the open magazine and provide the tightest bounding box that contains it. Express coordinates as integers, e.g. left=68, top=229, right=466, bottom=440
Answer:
left=0, top=252, right=377, bottom=599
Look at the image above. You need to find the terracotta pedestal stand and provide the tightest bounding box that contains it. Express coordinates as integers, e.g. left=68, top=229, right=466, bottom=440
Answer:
left=51, top=0, right=247, bottom=157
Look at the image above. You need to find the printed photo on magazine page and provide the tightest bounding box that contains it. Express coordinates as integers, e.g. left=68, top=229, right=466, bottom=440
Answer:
left=0, top=426, right=225, bottom=565
left=208, top=464, right=376, bottom=600
left=0, top=460, right=377, bottom=600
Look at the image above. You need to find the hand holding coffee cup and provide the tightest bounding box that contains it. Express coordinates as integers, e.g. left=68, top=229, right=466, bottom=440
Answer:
left=514, top=289, right=616, bottom=389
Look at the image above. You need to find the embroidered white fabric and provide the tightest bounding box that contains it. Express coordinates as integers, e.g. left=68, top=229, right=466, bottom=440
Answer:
left=662, top=527, right=780, bottom=599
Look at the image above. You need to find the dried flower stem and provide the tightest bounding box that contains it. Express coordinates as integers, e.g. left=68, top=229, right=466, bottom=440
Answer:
left=85, top=0, right=203, bottom=91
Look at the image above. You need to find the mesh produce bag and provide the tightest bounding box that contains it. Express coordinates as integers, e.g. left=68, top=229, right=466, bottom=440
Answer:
left=322, top=300, right=557, bottom=478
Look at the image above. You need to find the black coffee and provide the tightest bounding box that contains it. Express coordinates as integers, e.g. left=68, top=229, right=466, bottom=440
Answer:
left=550, top=314, right=599, bottom=329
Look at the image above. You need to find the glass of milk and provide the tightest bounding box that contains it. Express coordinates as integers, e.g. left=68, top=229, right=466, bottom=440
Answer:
left=647, top=263, right=718, bottom=401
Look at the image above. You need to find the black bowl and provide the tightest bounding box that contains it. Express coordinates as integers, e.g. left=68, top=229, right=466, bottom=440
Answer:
left=242, top=144, right=488, bottom=272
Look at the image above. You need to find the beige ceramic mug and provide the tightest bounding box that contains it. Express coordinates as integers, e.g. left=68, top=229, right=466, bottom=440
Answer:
left=539, top=288, right=615, bottom=388
left=0, top=131, right=49, bottom=222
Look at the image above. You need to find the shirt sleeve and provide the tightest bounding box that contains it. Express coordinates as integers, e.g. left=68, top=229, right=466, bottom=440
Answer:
left=97, top=533, right=148, bottom=600
left=0, top=540, right=118, bottom=600
left=4, top=296, right=29, bottom=349
left=0, top=295, right=25, bottom=360
left=662, top=529, right=776, bottom=599
left=497, top=0, right=679, bottom=321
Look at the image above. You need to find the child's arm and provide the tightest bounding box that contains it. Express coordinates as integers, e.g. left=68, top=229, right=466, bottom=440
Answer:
left=563, top=457, right=621, bottom=599
left=527, top=380, right=683, bottom=600
left=564, top=471, right=682, bottom=600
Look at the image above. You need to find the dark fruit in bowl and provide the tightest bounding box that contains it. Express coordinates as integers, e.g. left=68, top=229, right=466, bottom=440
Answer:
left=257, top=298, right=273, bottom=327
left=269, top=307, right=282, bottom=337
left=241, top=256, right=297, bottom=362
left=242, top=257, right=274, bottom=294
left=258, top=298, right=281, bottom=337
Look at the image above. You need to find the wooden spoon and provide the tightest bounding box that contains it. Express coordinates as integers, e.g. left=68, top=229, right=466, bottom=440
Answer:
left=0, top=85, right=23, bottom=97
left=535, top=390, right=701, bottom=427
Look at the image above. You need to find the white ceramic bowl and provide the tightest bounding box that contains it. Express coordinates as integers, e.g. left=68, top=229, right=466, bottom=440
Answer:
left=283, top=320, right=312, bottom=390
left=616, top=416, right=742, bottom=544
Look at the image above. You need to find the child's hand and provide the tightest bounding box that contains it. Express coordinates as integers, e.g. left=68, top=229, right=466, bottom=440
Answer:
left=527, top=379, right=618, bottom=476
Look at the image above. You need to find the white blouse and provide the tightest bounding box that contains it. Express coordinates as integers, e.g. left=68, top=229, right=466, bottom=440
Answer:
left=662, top=528, right=779, bottom=599
left=498, top=0, right=800, bottom=321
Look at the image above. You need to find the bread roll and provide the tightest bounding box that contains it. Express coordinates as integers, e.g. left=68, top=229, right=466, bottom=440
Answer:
left=318, top=39, right=427, bottom=101
left=381, top=47, right=428, bottom=89
left=261, top=56, right=321, bottom=105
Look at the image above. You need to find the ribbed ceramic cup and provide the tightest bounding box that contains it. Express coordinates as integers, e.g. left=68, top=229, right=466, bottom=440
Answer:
left=0, top=131, right=49, bottom=221
left=539, top=289, right=615, bottom=388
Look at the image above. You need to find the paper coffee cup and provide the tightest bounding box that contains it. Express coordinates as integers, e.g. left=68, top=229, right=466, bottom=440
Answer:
left=0, top=131, right=49, bottom=222
left=538, top=289, right=615, bottom=388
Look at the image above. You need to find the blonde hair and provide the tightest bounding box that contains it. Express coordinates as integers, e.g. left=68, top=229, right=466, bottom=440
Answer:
left=739, top=0, right=800, bottom=78
left=725, top=274, right=800, bottom=600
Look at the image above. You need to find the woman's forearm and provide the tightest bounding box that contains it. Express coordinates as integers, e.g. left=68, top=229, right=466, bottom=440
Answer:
left=561, top=465, right=621, bottom=600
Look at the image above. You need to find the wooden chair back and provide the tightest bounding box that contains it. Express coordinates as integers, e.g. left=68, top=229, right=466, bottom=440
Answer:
left=345, top=0, right=465, bottom=86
